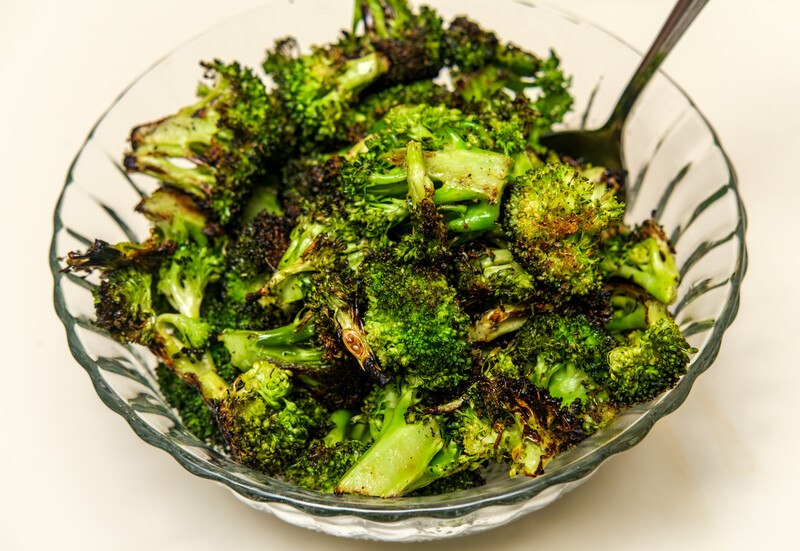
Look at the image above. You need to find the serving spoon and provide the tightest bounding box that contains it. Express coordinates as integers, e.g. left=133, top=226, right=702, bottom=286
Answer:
left=539, top=0, right=709, bottom=171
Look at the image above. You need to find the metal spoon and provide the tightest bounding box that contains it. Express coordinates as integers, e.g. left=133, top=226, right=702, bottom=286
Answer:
left=539, top=0, right=709, bottom=171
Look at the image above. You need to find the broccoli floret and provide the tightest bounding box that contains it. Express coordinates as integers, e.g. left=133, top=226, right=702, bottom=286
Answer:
left=457, top=374, right=586, bottom=477
left=355, top=0, right=445, bottom=84
left=503, top=162, right=624, bottom=295
left=603, top=308, right=695, bottom=405
left=502, top=313, right=618, bottom=434
left=124, top=61, right=288, bottom=223
left=216, top=361, right=328, bottom=473
left=284, top=409, right=369, bottom=492
left=600, top=219, right=680, bottom=304
left=93, top=266, right=158, bottom=346
left=409, top=468, right=486, bottom=496
left=263, top=38, right=389, bottom=151
left=360, top=256, right=473, bottom=390
left=510, top=313, right=613, bottom=409
left=157, top=243, right=224, bottom=319
left=340, top=80, right=457, bottom=142
left=443, top=16, right=500, bottom=73
left=227, top=212, right=292, bottom=279
left=446, top=19, right=573, bottom=142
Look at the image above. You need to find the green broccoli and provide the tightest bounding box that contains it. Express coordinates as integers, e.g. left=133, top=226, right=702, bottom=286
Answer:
left=503, top=162, right=624, bottom=294
left=124, top=61, right=289, bottom=223
left=284, top=409, right=370, bottom=492
left=600, top=219, right=681, bottom=304
left=360, top=255, right=473, bottom=390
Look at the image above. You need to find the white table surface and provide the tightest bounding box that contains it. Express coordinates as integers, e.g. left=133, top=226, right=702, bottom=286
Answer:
left=2, top=1, right=798, bottom=549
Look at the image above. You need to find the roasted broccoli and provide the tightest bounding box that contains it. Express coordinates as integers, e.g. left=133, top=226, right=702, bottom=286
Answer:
left=61, top=0, right=697, bottom=498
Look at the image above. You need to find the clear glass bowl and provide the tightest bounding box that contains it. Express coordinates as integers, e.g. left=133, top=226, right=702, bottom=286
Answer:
left=49, top=0, right=746, bottom=541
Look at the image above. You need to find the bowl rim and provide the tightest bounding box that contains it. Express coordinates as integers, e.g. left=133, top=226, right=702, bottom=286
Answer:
left=49, top=0, right=748, bottom=521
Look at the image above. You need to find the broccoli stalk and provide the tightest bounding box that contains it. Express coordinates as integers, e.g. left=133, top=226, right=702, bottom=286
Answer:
left=220, top=316, right=322, bottom=370
left=153, top=314, right=228, bottom=402
left=605, top=283, right=670, bottom=333
left=136, top=187, right=215, bottom=246
left=335, top=383, right=450, bottom=497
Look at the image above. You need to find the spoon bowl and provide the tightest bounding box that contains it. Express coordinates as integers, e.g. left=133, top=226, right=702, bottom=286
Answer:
left=540, top=0, right=709, bottom=172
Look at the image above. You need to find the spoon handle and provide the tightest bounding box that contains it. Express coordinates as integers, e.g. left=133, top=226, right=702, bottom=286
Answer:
left=607, top=0, right=709, bottom=130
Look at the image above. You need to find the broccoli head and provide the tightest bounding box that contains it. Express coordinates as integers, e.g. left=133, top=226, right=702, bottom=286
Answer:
left=216, top=361, right=328, bottom=474
left=503, top=162, right=624, bottom=295
left=604, top=310, right=695, bottom=405
left=600, top=219, right=680, bottom=304
left=360, top=256, right=473, bottom=390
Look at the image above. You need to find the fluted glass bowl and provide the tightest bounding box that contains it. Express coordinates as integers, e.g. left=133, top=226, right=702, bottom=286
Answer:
left=50, top=0, right=746, bottom=541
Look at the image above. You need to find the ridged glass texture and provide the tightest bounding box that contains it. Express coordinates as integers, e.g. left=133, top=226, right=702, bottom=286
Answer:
left=50, top=0, right=746, bottom=541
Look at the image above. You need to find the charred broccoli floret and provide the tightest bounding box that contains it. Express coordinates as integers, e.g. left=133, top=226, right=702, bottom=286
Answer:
left=124, top=61, right=289, bottom=223
left=503, top=162, right=624, bottom=294
left=216, top=361, right=328, bottom=473
left=600, top=219, right=681, bottom=305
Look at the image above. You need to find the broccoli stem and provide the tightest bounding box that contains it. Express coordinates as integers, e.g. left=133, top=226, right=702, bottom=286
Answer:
left=405, top=140, right=434, bottom=206
left=220, top=323, right=323, bottom=370
left=336, top=386, right=444, bottom=497
left=155, top=316, right=228, bottom=403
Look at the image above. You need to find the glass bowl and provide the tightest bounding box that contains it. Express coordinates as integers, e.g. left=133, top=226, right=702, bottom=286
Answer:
left=49, top=0, right=746, bottom=541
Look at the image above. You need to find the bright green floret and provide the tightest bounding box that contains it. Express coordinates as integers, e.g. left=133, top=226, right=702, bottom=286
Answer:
left=264, top=39, right=389, bottom=151
left=604, top=310, right=695, bottom=406
left=361, top=256, right=473, bottom=390
left=156, top=243, right=223, bottom=319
